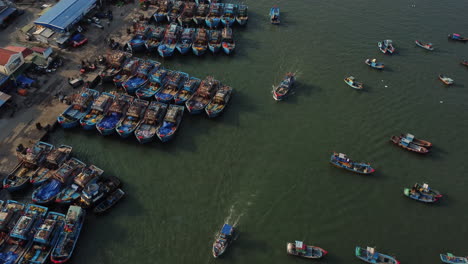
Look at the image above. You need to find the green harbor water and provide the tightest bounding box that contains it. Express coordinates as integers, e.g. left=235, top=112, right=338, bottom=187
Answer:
left=48, top=0, right=468, bottom=263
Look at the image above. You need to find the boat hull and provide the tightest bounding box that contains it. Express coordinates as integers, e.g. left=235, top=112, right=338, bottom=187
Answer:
left=192, top=47, right=207, bottom=56
left=57, top=118, right=79, bottom=129
left=176, top=46, right=191, bottom=55
left=158, top=46, right=175, bottom=58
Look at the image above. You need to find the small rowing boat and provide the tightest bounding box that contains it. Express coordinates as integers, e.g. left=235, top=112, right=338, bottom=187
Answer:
left=176, top=28, right=195, bottom=55
left=448, top=33, right=468, bottom=42
left=344, top=76, right=363, bottom=90
left=79, top=92, right=115, bottom=130
left=441, top=253, right=468, bottom=264
left=192, top=28, right=209, bottom=56
left=31, top=145, right=72, bottom=186
left=155, top=71, right=189, bottom=103
left=206, top=3, right=224, bottom=28
left=270, top=6, right=280, bottom=25
left=205, top=85, right=232, bottom=118
left=390, top=135, right=429, bottom=154
left=404, top=183, right=442, bottom=203
left=57, top=89, right=99, bottom=128
left=186, top=76, right=220, bottom=114
left=399, top=133, right=432, bottom=147
left=123, top=60, right=153, bottom=94
left=272, top=72, right=295, bottom=101
left=157, top=104, right=184, bottom=142
left=135, top=101, right=168, bottom=143
left=93, top=189, right=125, bottom=214
left=365, top=59, right=384, bottom=69
left=439, top=74, right=454, bottom=85
left=355, top=246, right=399, bottom=264
left=113, top=58, right=140, bottom=87
left=116, top=99, right=149, bottom=138
left=208, top=29, right=222, bottom=54
left=96, top=94, right=134, bottom=136
left=212, top=224, right=234, bottom=258
left=221, top=26, right=235, bottom=55
left=287, top=241, right=327, bottom=259
left=236, top=5, right=248, bottom=26
left=221, top=3, right=237, bottom=27
left=330, top=152, right=375, bottom=174
left=378, top=39, right=395, bottom=54
left=174, top=77, right=201, bottom=105
left=415, top=40, right=434, bottom=51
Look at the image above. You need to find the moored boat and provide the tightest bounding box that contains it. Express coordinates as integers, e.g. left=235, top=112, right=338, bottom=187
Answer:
left=55, top=165, right=104, bottom=204
left=31, top=145, right=72, bottom=187
left=156, top=104, right=184, bottom=142
left=355, top=246, right=399, bottom=264
left=221, top=3, right=237, bottom=27
left=193, top=3, right=209, bottom=25
left=79, top=176, right=121, bottom=208
left=378, top=39, right=395, bottom=54
left=0, top=200, right=26, bottom=232
left=390, top=135, right=429, bottom=154
left=272, top=72, right=295, bottom=101
left=134, top=101, right=168, bottom=143
left=93, top=189, right=125, bottom=214
left=145, top=26, right=165, bottom=52
left=208, top=29, right=222, bottom=54
left=399, top=133, right=432, bottom=148
left=113, top=58, right=140, bottom=87
left=439, top=74, right=454, bottom=85
left=116, top=99, right=149, bottom=138
left=100, top=51, right=126, bottom=83
left=344, top=76, right=363, bottom=90
left=212, top=224, right=234, bottom=258
left=205, top=85, right=232, bottom=118
left=415, top=40, right=434, bottom=51
left=462, top=60, right=468, bottom=67
left=206, top=3, right=224, bottom=28
left=440, top=253, right=468, bottom=264
left=403, top=183, right=442, bottom=203
left=330, top=152, right=375, bottom=174
left=176, top=28, right=195, bottom=55
left=158, top=23, right=181, bottom=58
left=96, top=94, right=134, bottom=136
left=365, top=58, right=385, bottom=69
left=153, top=0, right=171, bottom=23
left=236, top=5, right=248, bottom=25
left=155, top=71, right=189, bottom=103
left=123, top=60, right=153, bottom=94
left=192, top=28, right=209, bottom=56
left=79, top=92, right=115, bottom=130
left=286, top=241, right=327, bottom=259
left=135, top=64, right=165, bottom=100
left=57, top=89, right=99, bottom=128
left=167, top=1, right=184, bottom=23
left=126, top=32, right=148, bottom=53
left=221, top=27, right=235, bottom=55
left=448, top=33, right=468, bottom=42
left=270, top=6, right=280, bottom=24
left=186, top=76, right=220, bottom=114
left=178, top=2, right=196, bottom=26
left=174, top=77, right=201, bottom=105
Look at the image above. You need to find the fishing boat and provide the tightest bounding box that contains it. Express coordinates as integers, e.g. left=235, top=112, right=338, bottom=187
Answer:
left=96, top=94, right=134, bottom=136
left=192, top=28, right=209, bottom=56
left=178, top=2, right=196, bottom=26
left=272, top=72, right=295, bottom=101
left=344, top=76, right=363, bottom=90
left=221, top=27, right=235, bottom=55
left=176, top=28, right=195, bottom=55
left=32, top=158, right=86, bottom=204
left=113, top=58, right=140, bottom=87
left=116, top=99, right=149, bottom=138
left=403, top=183, right=442, bottom=203
left=80, top=176, right=121, bottom=208
left=167, top=1, right=184, bottom=23
left=145, top=26, right=165, bottom=52
left=174, top=77, right=201, bottom=105
left=440, top=253, right=468, bottom=264
left=135, top=101, right=168, bottom=143
left=186, top=76, right=220, bottom=114
left=212, top=224, right=234, bottom=258
left=57, top=89, right=99, bottom=128
left=221, top=3, right=237, bottom=27
left=79, top=92, right=115, bottom=130
left=365, top=59, right=385, bottom=69
left=236, top=5, right=248, bottom=25
left=439, top=74, right=454, bottom=85
left=158, top=23, right=181, bottom=58
left=155, top=71, right=189, bottom=103
left=156, top=104, right=184, bottom=142
left=136, top=68, right=167, bottom=100
left=100, top=67, right=121, bottom=84
left=100, top=51, right=126, bottom=83
left=126, top=26, right=149, bottom=53
left=123, top=60, right=153, bottom=94
left=378, top=40, right=395, bottom=54
left=462, top=60, right=468, bottom=67
left=16, top=141, right=53, bottom=166
left=286, top=241, right=328, bottom=259
left=355, top=246, right=399, bottom=264
left=206, top=3, right=224, bottom=28
left=399, top=133, right=432, bottom=148
left=0, top=200, right=25, bottom=232
left=448, top=33, right=468, bottom=42
left=415, top=40, right=434, bottom=51
left=31, top=145, right=72, bottom=187
left=55, top=165, right=104, bottom=204
left=153, top=0, right=171, bottom=23
left=18, top=211, right=65, bottom=264
left=208, top=29, right=222, bottom=54
left=205, top=85, right=232, bottom=118
left=390, top=135, right=429, bottom=154
left=270, top=6, right=280, bottom=25
left=330, top=152, right=375, bottom=174
left=50, top=206, right=85, bottom=264
left=93, top=189, right=125, bottom=214
left=148, top=66, right=167, bottom=84
left=193, top=4, right=209, bottom=25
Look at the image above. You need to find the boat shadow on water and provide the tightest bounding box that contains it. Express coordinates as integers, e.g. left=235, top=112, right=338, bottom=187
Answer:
left=280, top=82, right=319, bottom=104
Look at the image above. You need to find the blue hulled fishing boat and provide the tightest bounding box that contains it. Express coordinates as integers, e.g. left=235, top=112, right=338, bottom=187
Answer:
left=192, top=28, right=208, bottom=56
left=330, top=152, right=375, bottom=175
left=153, top=0, right=171, bottom=23
left=206, top=3, right=224, bottom=28
left=221, top=27, right=235, bottom=55
left=113, top=58, right=140, bottom=87
left=174, top=77, right=201, bottom=105
left=57, top=89, right=99, bottom=128
left=176, top=28, right=195, bottom=55
left=365, top=58, right=385, bottom=70
left=123, top=60, right=153, bottom=94
left=212, top=224, right=234, bottom=258
left=403, top=183, right=442, bottom=203
left=194, top=3, right=209, bottom=25
left=145, top=26, right=166, bottom=52
left=272, top=72, right=295, bottom=101
left=355, top=246, right=400, bottom=264
left=50, top=206, right=85, bottom=264
left=186, top=76, right=219, bottom=114
left=116, top=99, right=149, bottom=138
left=167, top=1, right=184, bottom=23
left=344, top=76, right=364, bottom=90
left=270, top=6, right=280, bottom=24
left=158, top=23, right=181, bottom=58
left=79, top=92, right=115, bottom=130
left=31, top=145, right=72, bottom=187
left=236, top=5, right=248, bottom=25
left=96, top=94, right=134, bottom=136
left=440, top=253, right=468, bottom=264
left=205, top=85, right=232, bottom=118
left=135, top=101, right=168, bottom=143
left=0, top=201, right=25, bottom=233
left=448, top=33, right=468, bottom=42
left=208, top=29, right=222, bottom=54
left=55, top=165, right=104, bottom=205
left=378, top=39, right=395, bottom=54
left=221, top=4, right=237, bottom=27
left=155, top=71, right=189, bottom=103
left=80, top=176, right=121, bottom=208
left=127, top=32, right=148, bottom=53
left=178, top=2, right=196, bottom=26
left=157, top=104, right=184, bottom=142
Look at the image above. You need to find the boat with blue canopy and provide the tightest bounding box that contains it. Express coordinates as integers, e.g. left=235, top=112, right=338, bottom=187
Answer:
left=31, top=145, right=72, bottom=187
left=221, top=27, right=235, bottom=55
left=221, top=3, right=237, bottom=27
left=355, top=246, right=400, bottom=264
left=206, top=3, right=224, bottom=28
left=330, top=152, right=375, bottom=175
left=441, top=253, right=468, bottom=264
left=272, top=73, right=295, bottom=101
left=212, top=224, right=234, bottom=258
left=158, top=23, right=181, bottom=58
left=113, top=58, right=140, bottom=87
left=192, top=28, right=209, bottom=56
left=287, top=241, right=328, bottom=259
left=145, top=26, right=165, bottom=52
left=57, top=89, right=99, bottom=128
left=93, top=189, right=125, bottom=214
left=208, top=29, right=222, bottom=54
left=178, top=2, right=196, bottom=26
left=205, top=85, right=232, bottom=118
left=186, top=76, right=220, bottom=114
left=167, top=1, right=184, bottom=23
left=148, top=66, right=167, bottom=84
left=365, top=59, right=385, bottom=70
left=378, top=40, right=395, bottom=54
left=403, top=183, right=442, bottom=203
left=448, top=33, right=468, bottom=42
left=153, top=0, right=171, bottom=23
left=79, top=92, right=115, bottom=130
left=236, top=5, right=248, bottom=25
left=176, top=28, right=195, bottom=55
left=126, top=25, right=149, bottom=53
left=270, top=6, right=280, bottom=24
left=156, top=104, right=184, bottom=142
left=116, top=99, right=149, bottom=138
left=174, top=77, right=201, bottom=105
left=96, top=94, right=134, bottom=136
left=135, top=101, right=168, bottom=144
left=123, top=60, right=153, bottom=94
left=55, top=165, right=104, bottom=204
left=390, top=135, right=429, bottom=154
left=155, top=71, right=189, bottom=103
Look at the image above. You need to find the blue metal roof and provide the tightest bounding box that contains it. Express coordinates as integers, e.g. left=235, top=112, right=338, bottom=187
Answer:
left=221, top=224, right=233, bottom=235
left=34, top=0, right=96, bottom=32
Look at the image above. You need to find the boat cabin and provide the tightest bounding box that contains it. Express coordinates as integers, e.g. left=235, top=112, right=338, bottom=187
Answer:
left=11, top=215, right=34, bottom=240
left=34, top=218, right=57, bottom=243
left=73, top=167, right=97, bottom=188
left=46, top=147, right=71, bottom=168
left=91, top=94, right=113, bottom=112
left=165, top=107, right=180, bottom=123
left=405, top=134, right=415, bottom=142
left=400, top=138, right=411, bottom=147
left=221, top=224, right=233, bottom=236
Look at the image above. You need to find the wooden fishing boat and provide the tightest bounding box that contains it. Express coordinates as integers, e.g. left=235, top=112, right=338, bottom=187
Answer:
left=390, top=135, right=429, bottom=154
left=186, top=76, right=220, bottom=114
left=378, top=39, right=395, bottom=54
left=148, top=66, right=167, bottom=84
left=145, top=26, right=165, bottom=52
left=365, top=58, right=385, bottom=69
left=113, top=58, right=140, bottom=87
left=440, top=253, right=468, bottom=264
left=158, top=23, right=181, bottom=58
left=192, top=28, right=208, bottom=56
left=399, top=133, right=432, bottom=147
left=208, top=29, right=222, bottom=54
left=356, top=246, right=399, bottom=264
left=79, top=92, right=115, bottom=130
left=205, top=85, right=232, bottom=118
left=439, top=74, right=454, bottom=85
left=50, top=206, right=85, bottom=264
left=93, top=189, right=125, bottom=214
left=176, top=28, right=195, bottom=55
left=126, top=33, right=148, bottom=53
left=155, top=71, right=189, bottom=103
left=415, top=40, right=434, bottom=51
left=270, top=6, right=280, bottom=25
left=236, top=5, right=248, bottom=25
left=287, top=241, right=327, bottom=259
left=167, top=1, right=184, bottom=23
left=157, top=104, right=184, bottom=142
left=55, top=165, right=104, bottom=204
left=212, top=224, right=234, bottom=258
left=194, top=3, right=209, bottom=25
left=18, top=211, right=66, bottom=264
left=344, top=76, right=363, bottom=90
left=221, top=26, right=235, bottom=55
left=96, top=94, right=134, bottom=136
left=57, top=89, right=99, bottom=128
left=135, top=65, right=165, bottom=100
left=178, top=2, right=196, bottom=26
left=403, top=183, right=442, bottom=203
left=135, top=101, right=168, bottom=143
left=221, top=3, right=237, bottom=27
left=100, top=51, right=126, bottom=83
left=272, top=72, right=295, bottom=101
left=153, top=0, right=171, bottom=23
left=448, top=33, right=468, bottom=42
left=116, top=99, right=149, bottom=138
left=174, top=77, right=201, bottom=105
left=206, top=3, right=224, bottom=28
left=330, top=152, right=375, bottom=174
left=31, top=145, right=72, bottom=187
left=123, top=60, right=153, bottom=94
left=0, top=200, right=25, bottom=232
left=80, top=176, right=121, bottom=208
